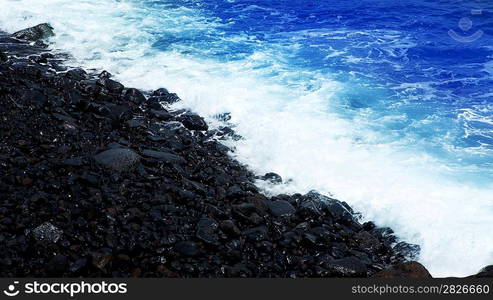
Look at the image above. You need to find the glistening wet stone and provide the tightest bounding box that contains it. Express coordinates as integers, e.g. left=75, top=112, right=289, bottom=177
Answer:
left=31, top=222, right=63, bottom=243
left=94, top=148, right=140, bottom=172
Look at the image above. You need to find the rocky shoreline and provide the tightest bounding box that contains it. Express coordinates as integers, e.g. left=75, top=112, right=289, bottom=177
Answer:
left=0, top=25, right=490, bottom=278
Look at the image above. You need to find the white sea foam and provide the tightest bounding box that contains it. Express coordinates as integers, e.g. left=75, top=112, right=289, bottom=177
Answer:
left=1, top=0, right=493, bottom=277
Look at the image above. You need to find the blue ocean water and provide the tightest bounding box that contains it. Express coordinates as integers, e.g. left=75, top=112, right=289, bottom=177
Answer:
left=148, top=0, right=493, bottom=182
left=2, top=0, right=493, bottom=276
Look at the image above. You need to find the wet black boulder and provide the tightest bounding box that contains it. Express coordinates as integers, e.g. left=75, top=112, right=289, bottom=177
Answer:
left=97, top=77, right=124, bottom=94
left=372, top=262, right=432, bottom=278
left=123, top=88, right=146, bottom=104
left=324, top=257, right=368, bottom=277
left=268, top=200, right=296, bottom=217
left=65, top=68, right=87, bottom=81
left=176, top=112, right=208, bottom=131
left=473, top=265, right=493, bottom=278
left=12, top=23, right=55, bottom=41
left=151, top=88, right=181, bottom=105
left=261, top=172, right=283, bottom=184
left=0, top=50, right=7, bottom=63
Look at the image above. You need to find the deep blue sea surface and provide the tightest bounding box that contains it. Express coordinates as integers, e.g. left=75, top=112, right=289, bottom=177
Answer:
left=2, top=0, right=493, bottom=276
left=150, top=0, right=493, bottom=180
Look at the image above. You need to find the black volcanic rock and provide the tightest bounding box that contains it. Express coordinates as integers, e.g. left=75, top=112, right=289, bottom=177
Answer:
left=150, top=109, right=173, bottom=121
left=372, top=262, right=432, bottom=278
left=196, top=218, right=219, bottom=245
left=141, top=149, right=186, bottom=164
left=97, top=77, right=124, bottom=94
left=324, top=257, right=368, bottom=277
left=31, top=222, right=63, bottom=244
left=94, top=148, right=140, bottom=171
left=0, top=28, right=428, bottom=278
left=124, top=88, right=146, bottom=104
left=151, top=88, right=181, bottom=105
left=12, top=23, right=55, bottom=41
left=268, top=200, right=296, bottom=217
left=391, top=242, right=421, bottom=262
left=147, top=97, right=164, bottom=110
left=472, top=265, right=493, bottom=278
left=0, top=50, right=7, bottom=62
left=176, top=112, right=208, bottom=131
left=261, top=172, right=283, bottom=184
left=65, top=68, right=87, bottom=81
left=98, top=70, right=112, bottom=79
